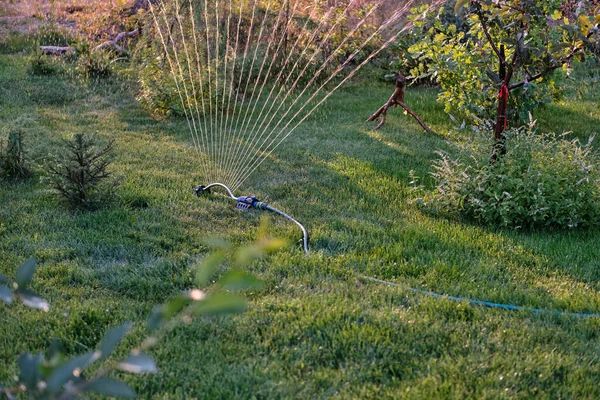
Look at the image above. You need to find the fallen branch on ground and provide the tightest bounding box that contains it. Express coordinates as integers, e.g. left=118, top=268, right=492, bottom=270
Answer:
left=40, top=29, right=139, bottom=55
left=367, top=74, right=433, bottom=133
left=93, top=29, right=139, bottom=52
left=39, top=46, right=75, bottom=55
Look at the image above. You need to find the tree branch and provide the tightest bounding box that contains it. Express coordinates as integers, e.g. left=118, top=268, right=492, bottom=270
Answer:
left=508, top=27, right=597, bottom=90
left=476, top=10, right=507, bottom=67
left=93, top=29, right=139, bottom=52
left=367, top=75, right=433, bottom=133
left=508, top=64, right=561, bottom=90
left=40, top=29, right=139, bottom=55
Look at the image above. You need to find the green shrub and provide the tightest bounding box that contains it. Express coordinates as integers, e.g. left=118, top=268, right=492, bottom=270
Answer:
left=135, top=45, right=196, bottom=117
left=0, top=127, right=31, bottom=179
left=415, top=125, right=600, bottom=229
left=35, top=24, right=74, bottom=47
left=0, top=31, right=35, bottom=54
left=48, top=133, right=118, bottom=209
left=27, top=50, right=65, bottom=76
left=132, top=0, right=367, bottom=118
left=74, top=43, right=113, bottom=79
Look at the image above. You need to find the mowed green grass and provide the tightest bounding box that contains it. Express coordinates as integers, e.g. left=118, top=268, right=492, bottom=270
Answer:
left=1, top=49, right=600, bottom=399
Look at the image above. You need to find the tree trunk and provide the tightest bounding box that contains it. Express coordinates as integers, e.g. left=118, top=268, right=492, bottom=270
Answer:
left=491, top=45, right=515, bottom=162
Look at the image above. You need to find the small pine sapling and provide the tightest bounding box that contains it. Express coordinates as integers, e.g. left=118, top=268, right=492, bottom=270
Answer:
left=0, top=128, right=31, bottom=179
left=48, top=133, right=118, bottom=209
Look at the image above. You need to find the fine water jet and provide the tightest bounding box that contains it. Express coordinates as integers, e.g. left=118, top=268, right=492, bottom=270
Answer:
left=145, top=0, right=444, bottom=251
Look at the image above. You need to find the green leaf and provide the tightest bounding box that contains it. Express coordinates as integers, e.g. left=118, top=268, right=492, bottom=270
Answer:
left=15, top=258, right=36, bottom=289
left=219, top=270, right=265, bottom=291
left=84, top=377, right=136, bottom=398
left=17, top=290, right=49, bottom=311
left=99, top=322, right=133, bottom=360
left=18, top=353, right=43, bottom=387
left=118, top=354, right=157, bottom=374
left=47, top=339, right=63, bottom=365
left=259, top=238, right=288, bottom=253
left=551, top=9, right=562, bottom=21
left=201, top=237, right=231, bottom=251
left=147, top=306, right=164, bottom=333
left=0, top=285, right=13, bottom=304
left=233, top=245, right=264, bottom=267
left=195, top=251, right=225, bottom=286
left=46, top=351, right=100, bottom=391
left=190, top=292, right=247, bottom=316
left=163, top=294, right=193, bottom=319
left=455, top=0, right=469, bottom=14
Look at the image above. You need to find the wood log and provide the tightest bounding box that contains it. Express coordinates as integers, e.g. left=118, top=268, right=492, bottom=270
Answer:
left=40, top=46, right=75, bottom=55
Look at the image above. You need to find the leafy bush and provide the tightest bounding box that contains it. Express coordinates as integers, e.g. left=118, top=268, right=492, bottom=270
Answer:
left=26, top=24, right=73, bottom=76
left=135, top=45, right=204, bottom=117
left=74, top=43, right=114, bottom=79
left=0, top=31, right=35, bottom=54
left=132, top=0, right=378, bottom=118
left=35, top=24, right=74, bottom=47
left=1, top=235, right=282, bottom=399
left=0, top=127, right=31, bottom=179
left=28, top=42, right=113, bottom=79
left=48, top=133, right=118, bottom=209
left=414, top=125, right=600, bottom=229
left=27, top=50, right=65, bottom=76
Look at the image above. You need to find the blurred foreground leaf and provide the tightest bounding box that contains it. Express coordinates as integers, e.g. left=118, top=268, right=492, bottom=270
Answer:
left=84, top=377, right=136, bottom=398
left=118, top=354, right=157, bottom=374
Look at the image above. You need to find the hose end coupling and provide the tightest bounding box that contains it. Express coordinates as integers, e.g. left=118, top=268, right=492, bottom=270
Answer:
left=193, top=185, right=210, bottom=196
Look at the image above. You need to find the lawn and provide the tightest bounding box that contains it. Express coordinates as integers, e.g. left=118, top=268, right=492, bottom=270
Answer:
left=1, top=44, right=600, bottom=398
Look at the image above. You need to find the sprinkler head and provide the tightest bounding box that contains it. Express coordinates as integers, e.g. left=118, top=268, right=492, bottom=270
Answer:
left=236, top=195, right=257, bottom=211
left=193, top=185, right=210, bottom=196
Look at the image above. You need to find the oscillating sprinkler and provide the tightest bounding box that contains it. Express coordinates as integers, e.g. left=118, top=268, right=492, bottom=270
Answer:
left=194, top=183, right=309, bottom=254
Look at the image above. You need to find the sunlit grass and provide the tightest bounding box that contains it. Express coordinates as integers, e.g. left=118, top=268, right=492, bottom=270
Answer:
left=1, top=51, right=600, bottom=398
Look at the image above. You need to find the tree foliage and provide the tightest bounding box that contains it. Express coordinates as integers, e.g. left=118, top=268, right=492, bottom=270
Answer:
left=404, top=0, right=600, bottom=122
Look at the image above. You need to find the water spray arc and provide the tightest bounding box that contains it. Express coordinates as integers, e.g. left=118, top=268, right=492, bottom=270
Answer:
left=194, top=182, right=309, bottom=254
left=146, top=0, right=445, bottom=251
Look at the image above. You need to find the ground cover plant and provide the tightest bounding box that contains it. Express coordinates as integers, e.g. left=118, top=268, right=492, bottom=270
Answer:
left=415, top=122, right=600, bottom=229
left=1, top=6, right=600, bottom=400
